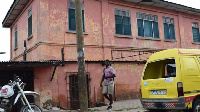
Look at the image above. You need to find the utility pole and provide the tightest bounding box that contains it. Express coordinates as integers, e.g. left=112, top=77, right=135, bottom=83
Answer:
left=75, top=0, right=88, bottom=111
left=0, top=52, right=6, bottom=54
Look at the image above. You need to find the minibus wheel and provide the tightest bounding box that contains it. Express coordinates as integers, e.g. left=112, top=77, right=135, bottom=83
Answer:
left=193, top=99, right=200, bottom=112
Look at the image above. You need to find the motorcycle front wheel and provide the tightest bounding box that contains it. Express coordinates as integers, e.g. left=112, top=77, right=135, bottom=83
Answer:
left=20, top=103, right=42, bottom=112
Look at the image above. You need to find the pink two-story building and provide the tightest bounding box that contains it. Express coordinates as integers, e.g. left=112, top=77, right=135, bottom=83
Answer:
left=2, top=0, right=200, bottom=110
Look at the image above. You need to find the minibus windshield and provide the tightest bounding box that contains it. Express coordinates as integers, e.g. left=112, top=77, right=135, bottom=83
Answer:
left=143, top=59, right=176, bottom=80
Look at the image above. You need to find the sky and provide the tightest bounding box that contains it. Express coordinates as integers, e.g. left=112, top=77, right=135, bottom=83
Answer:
left=0, top=0, right=200, bottom=61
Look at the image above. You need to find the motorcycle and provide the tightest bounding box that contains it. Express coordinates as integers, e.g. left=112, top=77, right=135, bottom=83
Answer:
left=0, top=75, right=42, bottom=112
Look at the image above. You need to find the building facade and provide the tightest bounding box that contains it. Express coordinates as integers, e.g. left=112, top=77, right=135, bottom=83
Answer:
left=2, top=0, right=200, bottom=109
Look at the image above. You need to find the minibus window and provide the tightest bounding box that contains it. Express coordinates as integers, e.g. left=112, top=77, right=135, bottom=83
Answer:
left=165, top=64, right=176, bottom=77
left=143, top=59, right=176, bottom=80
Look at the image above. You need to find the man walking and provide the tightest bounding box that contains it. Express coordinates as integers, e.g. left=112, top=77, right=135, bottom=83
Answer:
left=100, top=60, right=116, bottom=110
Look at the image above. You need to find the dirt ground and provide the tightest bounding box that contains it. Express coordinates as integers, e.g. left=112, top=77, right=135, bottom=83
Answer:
left=45, top=99, right=185, bottom=112
left=88, top=99, right=185, bottom=112
left=89, top=99, right=149, bottom=112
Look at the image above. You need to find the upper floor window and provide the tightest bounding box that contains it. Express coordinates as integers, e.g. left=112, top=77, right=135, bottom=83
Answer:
left=136, top=12, right=159, bottom=38
left=163, top=17, right=175, bottom=40
left=115, top=8, right=131, bottom=35
left=68, top=1, right=85, bottom=31
left=15, top=26, right=18, bottom=48
left=192, top=22, right=200, bottom=42
left=28, top=8, right=32, bottom=37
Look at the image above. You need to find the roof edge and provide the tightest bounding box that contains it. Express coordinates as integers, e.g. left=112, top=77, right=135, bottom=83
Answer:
left=2, top=0, right=19, bottom=28
left=156, top=0, right=200, bottom=11
left=3, top=0, right=200, bottom=28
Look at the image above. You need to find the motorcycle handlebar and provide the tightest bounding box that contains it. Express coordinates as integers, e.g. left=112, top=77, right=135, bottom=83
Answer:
left=13, top=74, right=19, bottom=81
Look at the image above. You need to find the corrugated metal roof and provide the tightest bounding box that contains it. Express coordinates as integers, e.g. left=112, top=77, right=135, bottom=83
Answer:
left=0, top=60, right=146, bottom=67
left=0, top=60, right=62, bottom=67
left=2, top=0, right=200, bottom=28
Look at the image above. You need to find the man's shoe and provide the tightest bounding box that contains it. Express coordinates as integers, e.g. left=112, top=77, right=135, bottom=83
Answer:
left=107, top=105, right=110, bottom=110
left=107, top=105, right=112, bottom=110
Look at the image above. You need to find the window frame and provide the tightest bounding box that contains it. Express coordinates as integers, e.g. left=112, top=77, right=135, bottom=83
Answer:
left=192, top=22, right=200, bottom=42
left=68, top=1, right=85, bottom=32
left=14, top=25, right=18, bottom=49
left=143, top=58, right=176, bottom=80
left=163, top=17, right=176, bottom=40
left=136, top=12, right=159, bottom=38
left=114, top=8, right=132, bottom=36
left=28, top=8, right=32, bottom=38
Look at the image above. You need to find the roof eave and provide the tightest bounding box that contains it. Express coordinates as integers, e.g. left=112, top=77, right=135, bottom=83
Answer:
left=125, top=0, right=200, bottom=16
left=3, top=0, right=200, bottom=28
left=2, top=0, right=30, bottom=28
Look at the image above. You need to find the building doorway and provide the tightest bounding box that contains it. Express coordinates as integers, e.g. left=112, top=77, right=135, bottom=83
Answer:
left=66, top=72, right=91, bottom=110
left=0, top=70, right=34, bottom=112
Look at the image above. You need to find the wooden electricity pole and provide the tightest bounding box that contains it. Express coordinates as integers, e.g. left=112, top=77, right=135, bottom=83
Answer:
left=75, top=0, right=88, bottom=111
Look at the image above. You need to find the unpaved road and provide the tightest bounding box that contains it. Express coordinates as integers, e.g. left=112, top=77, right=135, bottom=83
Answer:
left=89, top=99, right=183, bottom=112
left=51, top=99, right=184, bottom=112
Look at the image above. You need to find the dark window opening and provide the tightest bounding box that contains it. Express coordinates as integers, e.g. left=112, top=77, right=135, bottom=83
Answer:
left=0, top=70, right=34, bottom=112
left=136, top=12, right=159, bottom=38
left=68, top=1, right=85, bottom=31
left=192, top=22, right=200, bottom=42
left=28, top=8, right=32, bottom=37
left=67, top=72, right=90, bottom=109
left=143, top=59, right=176, bottom=80
left=15, top=26, right=18, bottom=48
left=115, top=8, right=131, bottom=35
left=163, top=17, right=175, bottom=40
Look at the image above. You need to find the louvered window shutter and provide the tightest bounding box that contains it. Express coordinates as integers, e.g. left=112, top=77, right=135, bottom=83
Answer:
left=144, top=20, right=153, bottom=37
left=115, top=15, right=123, bottom=35
left=169, top=24, right=175, bottom=39
left=193, top=28, right=200, bottom=42
left=153, top=22, right=159, bottom=38
left=123, top=16, right=131, bottom=35
left=164, top=23, right=169, bottom=39
left=137, top=19, right=144, bottom=37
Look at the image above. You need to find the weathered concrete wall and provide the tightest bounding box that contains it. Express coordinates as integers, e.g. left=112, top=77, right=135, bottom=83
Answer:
left=34, top=62, right=143, bottom=109
left=8, top=0, right=200, bottom=109
left=10, top=0, right=39, bottom=61
left=11, top=0, right=200, bottom=61
left=107, top=1, right=180, bottom=49
left=179, top=13, right=200, bottom=48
